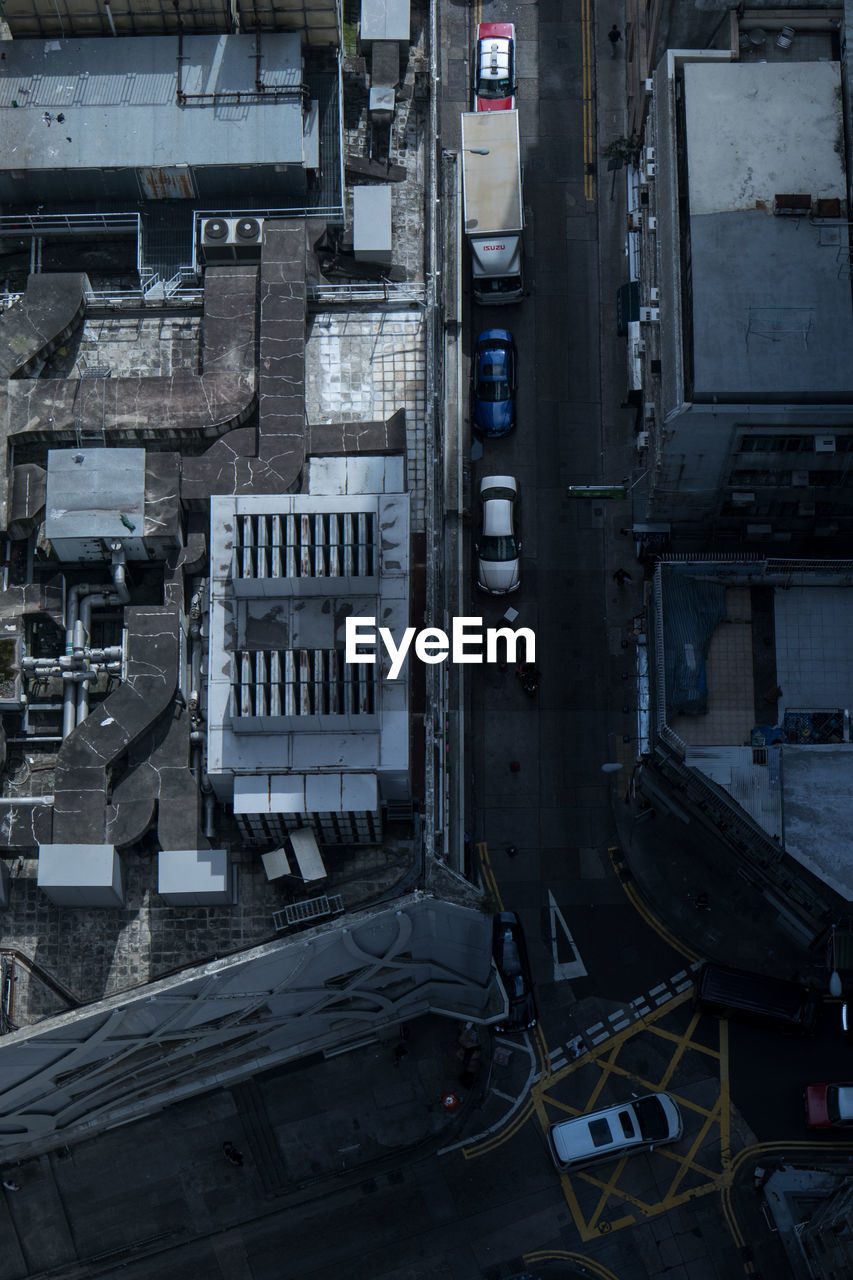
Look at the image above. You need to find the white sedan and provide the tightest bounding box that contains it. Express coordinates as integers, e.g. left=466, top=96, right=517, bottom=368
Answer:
left=475, top=475, right=520, bottom=595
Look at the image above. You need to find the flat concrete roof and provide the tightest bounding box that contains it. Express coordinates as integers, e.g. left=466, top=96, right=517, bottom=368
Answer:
left=683, top=61, right=853, bottom=400
left=0, top=34, right=304, bottom=172
left=782, top=747, right=853, bottom=901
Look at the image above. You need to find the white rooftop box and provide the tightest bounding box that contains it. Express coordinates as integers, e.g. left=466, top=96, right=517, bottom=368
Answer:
left=360, top=0, right=410, bottom=46
left=38, top=844, right=125, bottom=907
left=353, top=185, right=393, bottom=264
left=158, top=849, right=231, bottom=906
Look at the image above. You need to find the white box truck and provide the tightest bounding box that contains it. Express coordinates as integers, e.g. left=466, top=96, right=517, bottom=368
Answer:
left=461, top=110, right=524, bottom=305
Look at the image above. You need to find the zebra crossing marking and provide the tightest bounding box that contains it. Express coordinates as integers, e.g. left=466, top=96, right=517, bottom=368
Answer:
left=582, top=967, right=699, bottom=1049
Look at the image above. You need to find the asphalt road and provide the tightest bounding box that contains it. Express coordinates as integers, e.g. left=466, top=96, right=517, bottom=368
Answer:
left=8, top=4, right=847, bottom=1280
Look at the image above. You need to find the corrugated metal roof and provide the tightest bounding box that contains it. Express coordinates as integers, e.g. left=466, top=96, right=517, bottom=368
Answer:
left=686, top=745, right=783, bottom=839
left=0, top=34, right=304, bottom=171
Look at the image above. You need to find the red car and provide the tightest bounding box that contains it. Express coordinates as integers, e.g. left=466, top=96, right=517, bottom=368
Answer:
left=804, top=1082, right=853, bottom=1128
left=473, top=23, right=517, bottom=112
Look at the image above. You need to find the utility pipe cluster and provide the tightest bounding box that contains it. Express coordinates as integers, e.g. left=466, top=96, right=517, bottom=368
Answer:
left=22, top=545, right=131, bottom=739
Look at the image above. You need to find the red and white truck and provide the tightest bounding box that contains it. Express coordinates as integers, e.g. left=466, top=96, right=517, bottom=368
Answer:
left=461, top=110, right=524, bottom=306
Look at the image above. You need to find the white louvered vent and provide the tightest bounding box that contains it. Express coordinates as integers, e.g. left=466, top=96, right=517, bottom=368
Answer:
left=232, top=649, right=376, bottom=718
left=235, top=512, right=375, bottom=579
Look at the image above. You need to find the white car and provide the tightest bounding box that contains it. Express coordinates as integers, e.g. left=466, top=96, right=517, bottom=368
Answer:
left=475, top=475, right=520, bottom=595
left=547, top=1093, right=683, bottom=1173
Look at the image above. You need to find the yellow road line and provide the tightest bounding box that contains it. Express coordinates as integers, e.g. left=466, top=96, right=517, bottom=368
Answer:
left=461, top=1095, right=534, bottom=1159
left=587, top=1155, right=632, bottom=1234
left=646, top=1020, right=721, bottom=1060
left=721, top=1136, right=853, bottom=1258
left=662, top=1095, right=726, bottom=1204
left=608, top=847, right=704, bottom=964
left=524, top=1253, right=622, bottom=1280
left=530, top=986, right=737, bottom=1239
left=718, top=1018, right=731, bottom=1171
left=537, top=1092, right=583, bottom=1118
left=475, top=841, right=502, bottom=909
left=532, top=1023, right=551, bottom=1079
left=581, top=0, right=594, bottom=201
left=657, top=1010, right=702, bottom=1089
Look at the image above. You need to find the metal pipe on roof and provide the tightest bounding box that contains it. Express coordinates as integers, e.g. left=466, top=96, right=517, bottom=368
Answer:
left=110, top=546, right=130, bottom=604
left=63, top=582, right=97, bottom=738
left=103, top=0, right=117, bottom=37
left=76, top=589, right=119, bottom=726
left=0, top=796, right=54, bottom=804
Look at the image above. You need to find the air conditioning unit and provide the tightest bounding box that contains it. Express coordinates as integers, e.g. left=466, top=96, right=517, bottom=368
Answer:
left=639, top=307, right=660, bottom=322
left=731, top=492, right=755, bottom=505
left=649, top=287, right=660, bottom=303
left=200, top=216, right=265, bottom=262
left=792, top=470, right=810, bottom=487
left=644, top=78, right=654, bottom=94
left=645, top=147, right=655, bottom=163
left=637, top=431, right=650, bottom=451
left=815, top=435, right=836, bottom=453
left=647, top=216, right=657, bottom=231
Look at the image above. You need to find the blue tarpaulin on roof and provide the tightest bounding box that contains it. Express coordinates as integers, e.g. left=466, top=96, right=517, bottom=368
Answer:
left=662, top=574, right=727, bottom=718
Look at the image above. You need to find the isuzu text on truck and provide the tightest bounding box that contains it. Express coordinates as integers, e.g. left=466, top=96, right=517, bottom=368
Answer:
left=461, top=110, right=524, bottom=305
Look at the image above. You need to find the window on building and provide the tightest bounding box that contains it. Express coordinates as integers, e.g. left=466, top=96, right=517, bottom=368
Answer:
left=729, top=469, right=793, bottom=487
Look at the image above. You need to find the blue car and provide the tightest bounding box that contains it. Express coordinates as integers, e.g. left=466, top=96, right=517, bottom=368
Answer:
left=472, top=329, right=517, bottom=437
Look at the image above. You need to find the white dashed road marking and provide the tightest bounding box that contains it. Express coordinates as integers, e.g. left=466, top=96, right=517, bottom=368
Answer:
left=579, top=961, right=703, bottom=1052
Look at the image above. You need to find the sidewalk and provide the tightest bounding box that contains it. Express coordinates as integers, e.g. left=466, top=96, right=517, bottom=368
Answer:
left=0, top=1014, right=535, bottom=1279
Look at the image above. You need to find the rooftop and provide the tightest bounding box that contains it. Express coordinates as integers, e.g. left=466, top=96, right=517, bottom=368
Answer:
left=657, top=561, right=853, bottom=901
left=0, top=34, right=304, bottom=172
left=682, top=60, right=853, bottom=401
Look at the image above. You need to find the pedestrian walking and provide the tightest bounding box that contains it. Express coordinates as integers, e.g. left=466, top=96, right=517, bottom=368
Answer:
left=612, top=568, right=632, bottom=585
left=694, top=891, right=711, bottom=912
left=607, top=24, right=622, bottom=57
left=222, top=1141, right=244, bottom=1167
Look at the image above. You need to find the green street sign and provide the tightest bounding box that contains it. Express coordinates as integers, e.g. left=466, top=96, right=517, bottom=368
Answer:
left=566, top=485, right=627, bottom=500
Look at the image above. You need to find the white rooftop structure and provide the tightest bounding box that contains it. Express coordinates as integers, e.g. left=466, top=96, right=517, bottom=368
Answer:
left=0, top=34, right=305, bottom=175
left=207, top=480, right=410, bottom=845
left=682, top=60, right=853, bottom=399
left=658, top=563, right=853, bottom=902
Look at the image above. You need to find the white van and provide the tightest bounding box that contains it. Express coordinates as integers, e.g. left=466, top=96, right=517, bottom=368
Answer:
left=547, top=1092, right=682, bottom=1173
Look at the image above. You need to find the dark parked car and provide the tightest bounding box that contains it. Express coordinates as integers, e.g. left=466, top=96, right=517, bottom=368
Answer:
left=472, top=329, right=517, bottom=437
left=492, top=910, right=537, bottom=1032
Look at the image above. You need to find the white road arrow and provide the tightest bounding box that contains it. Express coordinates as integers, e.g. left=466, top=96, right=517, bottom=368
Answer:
left=548, top=889, right=588, bottom=981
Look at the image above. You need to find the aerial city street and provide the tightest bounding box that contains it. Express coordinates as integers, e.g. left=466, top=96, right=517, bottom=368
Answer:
left=0, top=0, right=850, bottom=1278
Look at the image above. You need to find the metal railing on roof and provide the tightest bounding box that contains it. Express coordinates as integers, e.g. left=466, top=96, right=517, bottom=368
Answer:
left=272, top=894, right=345, bottom=930
left=85, top=284, right=204, bottom=311
left=307, top=281, right=428, bottom=306
left=0, top=212, right=140, bottom=237
left=0, top=212, right=144, bottom=275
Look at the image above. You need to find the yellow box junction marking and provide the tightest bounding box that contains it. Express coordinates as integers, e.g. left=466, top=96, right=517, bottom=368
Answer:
left=530, top=987, right=733, bottom=1242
